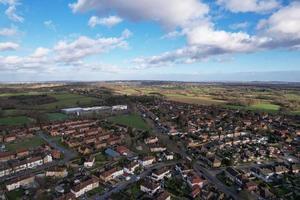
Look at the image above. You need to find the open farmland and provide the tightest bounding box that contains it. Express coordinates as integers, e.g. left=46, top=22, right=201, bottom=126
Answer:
left=106, top=83, right=300, bottom=115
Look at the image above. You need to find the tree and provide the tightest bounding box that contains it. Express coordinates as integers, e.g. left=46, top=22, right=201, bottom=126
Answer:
left=0, top=108, right=3, bottom=118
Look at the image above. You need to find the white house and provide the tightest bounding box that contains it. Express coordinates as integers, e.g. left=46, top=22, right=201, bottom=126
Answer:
left=84, top=157, right=95, bottom=168
left=151, top=168, right=171, bottom=181
left=139, top=156, right=156, bottom=167
left=71, top=176, right=99, bottom=198
left=6, top=175, right=35, bottom=191
left=27, top=157, right=43, bottom=169
left=140, top=180, right=161, bottom=196
left=124, top=161, right=140, bottom=174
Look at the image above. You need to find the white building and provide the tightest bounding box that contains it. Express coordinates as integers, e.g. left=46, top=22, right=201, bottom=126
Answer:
left=71, top=176, right=99, bottom=198
left=112, top=105, right=128, bottom=111
left=124, top=162, right=140, bottom=174
left=84, top=157, right=95, bottom=168
left=140, top=180, right=161, bottom=196
left=139, top=156, right=156, bottom=167
left=6, top=175, right=35, bottom=191
left=151, top=168, right=171, bottom=181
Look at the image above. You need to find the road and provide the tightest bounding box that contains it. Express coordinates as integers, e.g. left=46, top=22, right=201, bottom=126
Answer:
left=0, top=133, right=77, bottom=183
left=137, top=105, right=240, bottom=200
left=90, top=162, right=177, bottom=200
left=38, top=132, right=78, bottom=163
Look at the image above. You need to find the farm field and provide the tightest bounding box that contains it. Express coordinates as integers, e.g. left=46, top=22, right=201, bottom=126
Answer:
left=109, top=114, right=150, bottom=130
left=0, top=116, right=34, bottom=126
left=5, top=136, right=45, bottom=151
left=107, top=84, right=300, bottom=115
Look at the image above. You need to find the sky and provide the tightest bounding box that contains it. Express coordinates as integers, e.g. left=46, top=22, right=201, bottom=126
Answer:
left=0, top=0, right=300, bottom=82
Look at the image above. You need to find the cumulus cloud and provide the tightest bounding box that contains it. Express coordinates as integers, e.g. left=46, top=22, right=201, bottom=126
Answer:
left=131, top=2, right=300, bottom=69
left=53, top=29, right=131, bottom=63
left=0, top=42, right=19, bottom=51
left=70, top=0, right=209, bottom=29
left=0, top=26, right=18, bottom=36
left=0, top=30, right=132, bottom=73
left=0, top=0, right=24, bottom=22
left=88, top=15, right=123, bottom=28
left=31, top=47, right=51, bottom=58
left=217, top=0, right=280, bottom=13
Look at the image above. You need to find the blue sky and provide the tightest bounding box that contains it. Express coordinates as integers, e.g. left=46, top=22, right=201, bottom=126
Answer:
left=0, top=0, right=299, bottom=82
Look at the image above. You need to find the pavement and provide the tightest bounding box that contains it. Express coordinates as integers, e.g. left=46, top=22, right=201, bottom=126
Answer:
left=90, top=162, right=177, bottom=200
left=38, top=132, right=77, bottom=163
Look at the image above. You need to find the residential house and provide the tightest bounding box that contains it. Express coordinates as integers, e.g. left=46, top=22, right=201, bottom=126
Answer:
left=140, top=179, right=161, bottom=196
left=6, top=174, right=35, bottom=191
left=186, top=173, right=204, bottom=188
left=100, top=168, right=124, bottom=182
left=151, top=168, right=171, bottom=181
left=123, top=161, right=140, bottom=174
left=139, top=156, right=156, bottom=167
left=84, top=157, right=95, bottom=168
left=70, top=176, right=99, bottom=198
left=46, top=167, right=68, bottom=178
left=144, top=137, right=159, bottom=144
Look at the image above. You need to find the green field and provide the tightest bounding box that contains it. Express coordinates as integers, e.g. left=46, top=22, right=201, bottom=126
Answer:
left=109, top=114, right=150, bottom=130
left=249, top=103, right=280, bottom=111
left=6, top=189, right=24, bottom=200
left=0, top=116, right=33, bottom=126
left=46, top=113, right=69, bottom=121
left=6, top=136, right=45, bottom=151
left=36, top=93, right=99, bottom=110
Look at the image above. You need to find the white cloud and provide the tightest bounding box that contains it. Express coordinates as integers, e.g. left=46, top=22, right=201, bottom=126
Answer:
left=31, top=47, right=51, bottom=58
left=0, top=29, right=132, bottom=73
left=0, top=0, right=24, bottom=22
left=88, top=15, right=123, bottom=28
left=0, top=26, right=18, bottom=36
left=257, top=2, right=300, bottom=50
left=0, top=42, right=19, bottom=51
left=217, top=0, right=280, bottom=13
left=53, top=29, right=131, bottom=63
left=44, top=20, right=56, bottom=31
left=70, top=0, right=209, bottom=29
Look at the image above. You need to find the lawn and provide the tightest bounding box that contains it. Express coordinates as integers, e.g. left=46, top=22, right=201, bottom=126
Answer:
left=0, top=116, right=33, bottom=126
left=46, top=113, right=69, bottom=121
left=249, top=103, right=280, bottom=111
left=109, top=114, right=150, bottom=130
left=6, top=189, right=24, bottom=200
left=6, top=136, right=46, bottom=151
left=36, top=93, right=99, bottom=110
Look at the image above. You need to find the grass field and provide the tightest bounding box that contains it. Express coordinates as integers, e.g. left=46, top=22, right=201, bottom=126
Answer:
left=165, top=94, right=226, bottom=105
left=6, top=136, right=45, bottom=151
left=249, top=103, right=280, bottom=111
left=46, top=113, right=69, bottom=121
left=0, top=116, right=33, bottom=126
left=6, top=189, right=24, bottom=200
left=109, top=114, right=150, bottom=130
left=35, top=93, right=99, bottom=110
